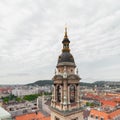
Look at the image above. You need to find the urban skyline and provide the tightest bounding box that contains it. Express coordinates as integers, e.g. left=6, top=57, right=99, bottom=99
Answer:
left=0, top=0, right=120, bottom=84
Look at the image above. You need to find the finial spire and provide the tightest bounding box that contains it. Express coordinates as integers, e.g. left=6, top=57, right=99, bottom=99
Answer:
left=64, top=26, right=68, bottom=38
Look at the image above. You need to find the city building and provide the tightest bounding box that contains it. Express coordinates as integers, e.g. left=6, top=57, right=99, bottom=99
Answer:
left=50, top=28, right=83, bottom=120
left=0, top=88, right=12, bottom=94
left=88, top=109, right=120, bottom=120
left=5, top=101, right=38, bottom=117
left=100, top=100, right=117, bottom=110
left=12, top=86, right=52, bottom=97
left=12, top=87, right=38, bottom=97
left=37, top=96, right=51, bottom=115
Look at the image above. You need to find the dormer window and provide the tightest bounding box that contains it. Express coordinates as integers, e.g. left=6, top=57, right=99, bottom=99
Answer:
left=96, top=116, right=98, bottom=120
left=55, top=116, right=60, bottom=120
left=91, top=115, right=93, bottom=118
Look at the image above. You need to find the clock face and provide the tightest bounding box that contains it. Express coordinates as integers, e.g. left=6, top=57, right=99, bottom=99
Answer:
left=63, top=72, right=67, bottom=78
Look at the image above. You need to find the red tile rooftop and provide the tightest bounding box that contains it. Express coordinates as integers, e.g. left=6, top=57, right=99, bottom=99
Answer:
left=100, top=100, right=117, bottom=107
left=90, top=109, right=109, bottom=120
left=90, top=109, right=120, bottom=120
left=85, top=93, right=101, bottom=100
left=112, top=98, right=120, bottom=103
left=109, top=109, right=120, bottom=119
left=15, top=112, right=50, bottom=120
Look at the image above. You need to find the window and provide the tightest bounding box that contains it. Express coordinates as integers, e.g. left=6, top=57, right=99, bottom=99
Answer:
left=57, top=85, right=61, bottom=102
left=96, top=116, right=98, bottom=119
left=55, top=116, right=60, bottom=120
left=70, top=85, right=75, bottom=103
left=100, top=118, right=104, bottom=120
left=72, top=117, right=78, bottom=120
left=91, top=115, right=93, bottom=118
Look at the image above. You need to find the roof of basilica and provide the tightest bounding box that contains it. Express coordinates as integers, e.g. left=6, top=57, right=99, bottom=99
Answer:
left=57, top=52, right=75, bottom=65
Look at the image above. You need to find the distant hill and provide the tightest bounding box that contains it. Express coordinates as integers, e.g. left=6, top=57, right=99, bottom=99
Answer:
left=80, top=82, right=93, bottom=87
left=27, top=80, right=53, bottom=86
left=93, top=81, right=120, bottom=87
left=27, top=80, right=120, bottom=88
left=27, top=80, right=94, bottom=87
left=27, top=80, right=92, bottom=86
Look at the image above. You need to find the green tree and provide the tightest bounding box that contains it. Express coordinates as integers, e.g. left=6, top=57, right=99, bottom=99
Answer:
left=23, top=94, right=40, bottom=101
left=3, top=97, right=9, bottom=103
left=16, top=97, right=22, bottom=102
left=86, top=102, right=90, bottom=106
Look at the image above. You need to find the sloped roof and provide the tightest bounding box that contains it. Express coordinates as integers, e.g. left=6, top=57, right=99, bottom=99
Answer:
left=16, top=112, right=51, bottom=120
left=90, top=109, right=120, bottom=119
left=0, top=107, right=11, bottom=119
left=112, top=98, right=120, bottom=103
left=109, top=109, right=120, bottom=119
left=100, top=100, right=117, bottom=107
left=90, top=109, right=109, bottom=119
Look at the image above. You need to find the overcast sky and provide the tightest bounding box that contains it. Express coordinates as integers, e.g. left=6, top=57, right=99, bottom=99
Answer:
left=0, top=0, right=120, bottom=84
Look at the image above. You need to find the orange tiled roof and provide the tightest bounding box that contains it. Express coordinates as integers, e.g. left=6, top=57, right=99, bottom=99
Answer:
left=15, top=112, right=51, bottom=120
left=85, top=93, right=101, bottom=100
left=100, top=100, right=117, bottom=107
left=90, top=109, right=109, bottom=119
left=109, top=109, right=120, bottom=119
left=107, top=93, right=120, bottom=97
left=90, top=109, right=120, bottom=120
left=112, top=98, right=120, bottom=103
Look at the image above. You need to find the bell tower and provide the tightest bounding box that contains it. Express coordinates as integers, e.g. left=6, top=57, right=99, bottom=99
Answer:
left=51, top=28, right=83, bottom=120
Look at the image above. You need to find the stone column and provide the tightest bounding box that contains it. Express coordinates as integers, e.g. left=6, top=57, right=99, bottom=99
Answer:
left=60, top=85, right=63, bottom=103
left=75, top=84, right=77, bottom=102
left=68, top=85, right=70, bottom=104
left=53, top=85, right=56, bottom=101
left=60, top=85, right=63, bottom=110
left=63, top=81, right=67, bottom=111
left=76, top=84, right=80, bottom=108
left=54, top=84, right=56, bottom=107
left=68, top=85, right=71, bottom=110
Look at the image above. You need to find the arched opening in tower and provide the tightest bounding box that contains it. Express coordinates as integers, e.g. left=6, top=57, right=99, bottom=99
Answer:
left=70, top=85, right=75, bottom=103
left=57, top=85, right=61, bottom=102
